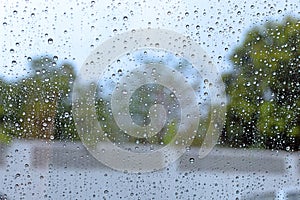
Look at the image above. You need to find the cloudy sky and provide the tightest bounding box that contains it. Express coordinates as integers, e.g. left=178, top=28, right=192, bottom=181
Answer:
left=0, top=0, right=299, bottom=81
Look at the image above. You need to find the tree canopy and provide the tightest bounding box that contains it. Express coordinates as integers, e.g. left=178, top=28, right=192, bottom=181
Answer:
left=1, top=17, right=299, bottom=151
left=222, top=17, right=300, bottom=151
left=0, top=56, right=77, bottom=142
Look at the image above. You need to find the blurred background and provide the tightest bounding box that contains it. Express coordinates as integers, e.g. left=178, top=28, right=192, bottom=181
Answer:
left=0, top=0, right=299, bottom=199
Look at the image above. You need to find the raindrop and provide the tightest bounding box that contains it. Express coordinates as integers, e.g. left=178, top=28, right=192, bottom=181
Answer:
left=122, top=90, right=128, bottom=95
left=48, top=38, right=53, bottom=44
left=189, top=158, right=195, bottom=163
left=15, top=173, right=21, bottom=178
left=64, top=112, right=69, bottom=118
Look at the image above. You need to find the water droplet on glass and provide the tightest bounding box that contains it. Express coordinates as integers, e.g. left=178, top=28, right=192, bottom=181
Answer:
left=48, top=38, right=53, bottom=44
left=189, top=158, right=195, bottom=163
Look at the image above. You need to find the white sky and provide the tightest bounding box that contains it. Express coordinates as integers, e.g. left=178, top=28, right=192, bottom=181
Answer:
left=0, top=0, right=299, bottom=81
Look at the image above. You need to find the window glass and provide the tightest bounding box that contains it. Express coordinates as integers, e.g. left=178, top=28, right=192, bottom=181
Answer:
left=0, top=0, right=299, bottom=199
left=288, top=192, right=300, bottom=200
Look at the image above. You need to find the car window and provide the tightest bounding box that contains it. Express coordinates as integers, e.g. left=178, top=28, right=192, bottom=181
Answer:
left=0, top=0, right=299, bottom=199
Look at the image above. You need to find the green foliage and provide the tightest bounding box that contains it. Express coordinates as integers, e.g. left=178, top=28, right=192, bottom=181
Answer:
left=162, top=120, right=177, bottom=144
left=0, top=56, right=78, bottom=142
left=0, top=132, right=12, bottom=144
left=95, top=86, right=181, bottom=145
left=222, top=17, right=300, bottom=150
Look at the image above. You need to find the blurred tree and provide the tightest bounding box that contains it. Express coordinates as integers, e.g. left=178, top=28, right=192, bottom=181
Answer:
left=0, top=79, right=12, bottom=143
left=0, top=56, right=78, bottom=141
left=222, top=17, right=300, bottom=151
left=94, top=57, right=208, bottom=146
left=95, top=84, right=181, bottom=145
